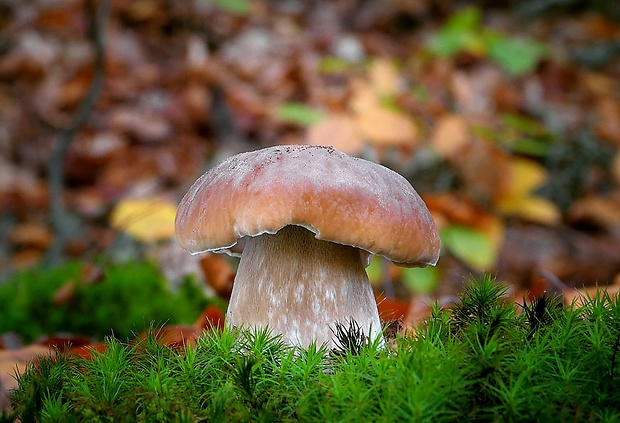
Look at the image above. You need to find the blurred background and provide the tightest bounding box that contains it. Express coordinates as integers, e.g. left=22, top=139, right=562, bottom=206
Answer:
left=1, top=0, right=620, bottom=346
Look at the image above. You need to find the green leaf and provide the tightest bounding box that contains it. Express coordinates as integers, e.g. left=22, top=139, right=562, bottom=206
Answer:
left=443, top=6, right=481, bottom=32
left=401, top=266, right=440, bottom=294
left=276, top=103, right=323, bottom=126
left=440, top=224, right=497, bottom=271
left=209, top=0, right=251, bottom=15
left=502, top=113, right=545, bottom=135
left=318, top=56, right=352, bottom=74
left=427, top=7, right=483, bottom=57
left=510, top=138, right=551, bottom=157
left=366, top=256, right=383, bottom=285
left=487, top=36, right=547, bottom=76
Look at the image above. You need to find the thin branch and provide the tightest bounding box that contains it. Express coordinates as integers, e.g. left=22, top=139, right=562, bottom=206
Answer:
left=45, top=0, right=109, bottom=266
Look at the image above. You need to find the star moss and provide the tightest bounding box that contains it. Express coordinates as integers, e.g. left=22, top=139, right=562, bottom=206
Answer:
left=5, top=275, right=620, bottom=422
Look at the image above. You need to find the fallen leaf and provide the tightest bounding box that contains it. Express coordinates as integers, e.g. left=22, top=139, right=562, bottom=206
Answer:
left=401, top=266, right=441, bottom=294
left=568, top=194, right=620, bottom=230
left=596, top=98, right=620, bottom=147
left=613, top=152, right=620, bottom=186
left=375, top=294, right=409, bottom=322
left=136, top=325, right=202, bottom=350
left=495, top=157, right=561, bottom=225
left=349, top=77, right=419, bottom=147
left=0, top=345, right=52, bottom=410
left=195, top=305, right=226, bottom=331
left=274, top=102, right=323, bottom=126
left=110, top=197, right=177, bottom=242
left=355, top=106, right=419, bottom=147
left=199, top=254, right=235, bottom=300
left=368, top=58, right=400, bottom=97
left=563, top=284, right=620, bottom=306
left=451, top=138, right=513, bottom=201
left=9, top=222, right=53, bottom=249
left=581, top=72, right=618, bottom=98
left=70, top=343, right=106, bottom=360
left=425, top=193, right=505, bottom=271
left=441, top=224, right=498, bottom=272
left=108, top=107, right=172, bottom=144
left=52, top=280, right=76, bottom=305
left=403, top=296, right=434, bottom=329
left=306, top=114, right=365, bottom=154
left=430, top=114, right=470, bottom=159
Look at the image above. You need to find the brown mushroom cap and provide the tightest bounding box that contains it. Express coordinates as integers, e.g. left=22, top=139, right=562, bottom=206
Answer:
left=175, top=145, right=440, bottom=267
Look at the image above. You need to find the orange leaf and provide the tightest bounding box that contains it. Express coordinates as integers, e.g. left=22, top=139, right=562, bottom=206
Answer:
left=195, top=305, right=226, bottom=331
left=375, top=293, right=409, bottom=322
left=200, top=254, right=235, bottom=300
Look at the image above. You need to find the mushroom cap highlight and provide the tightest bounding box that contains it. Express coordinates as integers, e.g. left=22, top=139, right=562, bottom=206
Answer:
left=175, top=145, right=440, bottom=267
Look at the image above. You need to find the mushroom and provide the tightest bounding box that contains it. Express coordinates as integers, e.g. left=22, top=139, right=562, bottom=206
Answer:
left=175, top=145, right=440, bottom=349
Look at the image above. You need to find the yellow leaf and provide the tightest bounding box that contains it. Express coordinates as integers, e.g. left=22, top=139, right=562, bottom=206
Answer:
left=110, top=197, right=177, bottom=242
left=495, top=158, right=561, bottom=224
left=508, top=157, right=547, bottom=198
left=517, top=197, right=562, bottom=225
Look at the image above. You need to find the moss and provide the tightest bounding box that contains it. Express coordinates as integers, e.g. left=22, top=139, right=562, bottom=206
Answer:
left=6, top=275, right=620, bottom=422
left=0, top=261, right=220, bottom=343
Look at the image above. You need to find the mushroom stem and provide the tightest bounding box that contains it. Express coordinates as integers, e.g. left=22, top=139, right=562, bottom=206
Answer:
left=227, top=225, right=383, bottom=349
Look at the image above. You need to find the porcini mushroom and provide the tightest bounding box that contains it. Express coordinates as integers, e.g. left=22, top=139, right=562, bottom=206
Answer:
left=175, top=145, right=440, bottom=349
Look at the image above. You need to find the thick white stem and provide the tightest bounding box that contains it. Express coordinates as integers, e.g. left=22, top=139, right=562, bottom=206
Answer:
left=226, top=225, right=383, bottom=349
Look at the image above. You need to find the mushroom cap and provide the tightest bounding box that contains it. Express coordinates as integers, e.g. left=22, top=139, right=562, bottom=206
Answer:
left=175, top=145, right=440, bottom=267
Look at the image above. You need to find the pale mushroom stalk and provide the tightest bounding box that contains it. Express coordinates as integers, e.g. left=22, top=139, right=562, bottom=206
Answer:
left=228, top=225, right=381, bottom=349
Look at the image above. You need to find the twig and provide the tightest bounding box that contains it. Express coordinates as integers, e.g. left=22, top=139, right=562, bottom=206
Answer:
left=45, top=0, right=108, bottom=266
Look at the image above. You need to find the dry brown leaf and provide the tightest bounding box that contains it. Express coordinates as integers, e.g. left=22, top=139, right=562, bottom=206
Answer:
left=9, top=222, right=53, bottom=249
left=355, top=107, right=419, bottom=147
left=613, top=152, right=620, bottom=186
left=581, top=72, right=618, bottom=98
left=568, top=194, right=620, bottom=229
left=1, top=345, right=52, bottom=409
left=430, top=114, right=470, bottom=159
left=564, top=284, right=620, bottom=306
left=452, top=139, right=513, bottom=201
left=52, top=281, right=76, bottom=306
left=108, top=107, right=172, bottom=144
left=368, top=58, right=400, bottom=96
left=306, top=114, right=365, bottom=154
left=596, top=98, right=620, bottom=147
left=450, top=67, right=502, bottom=116
left=349, top=76, right=419, bottom=147
left=403, top=296, right=434, bottom=329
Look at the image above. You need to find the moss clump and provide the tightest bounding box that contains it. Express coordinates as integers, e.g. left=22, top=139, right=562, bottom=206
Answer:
left=6, top=275, right=620, bottom=422
left=0, top=261, right=218, bottom=343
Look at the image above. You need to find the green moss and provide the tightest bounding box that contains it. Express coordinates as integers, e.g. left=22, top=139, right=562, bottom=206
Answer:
left=0, top=261, right=220, bottom=343
left=6, top=275, right=620, bottom=422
